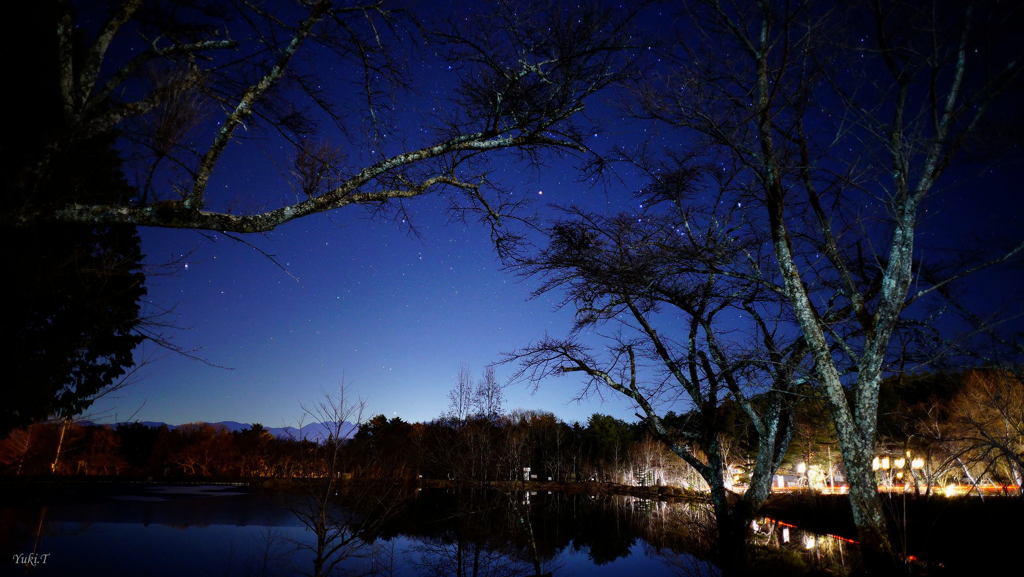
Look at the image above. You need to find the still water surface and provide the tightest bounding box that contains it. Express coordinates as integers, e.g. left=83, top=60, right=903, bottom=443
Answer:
left=2, top=484, right=852, bottom=576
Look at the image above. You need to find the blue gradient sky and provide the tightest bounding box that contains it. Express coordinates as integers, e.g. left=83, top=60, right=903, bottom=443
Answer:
left=84, top=0, right=665, bottom=427
left=86, top=2, right=1023, bottom=429
left=90, top=160, right=1023, bottom=429
left=90, top=155, right=655, bottom=427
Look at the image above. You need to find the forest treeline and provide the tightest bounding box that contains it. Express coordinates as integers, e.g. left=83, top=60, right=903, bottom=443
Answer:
left=0, top=409, right=697, bottom=485
left=1, top=369, right=1020, bottom=495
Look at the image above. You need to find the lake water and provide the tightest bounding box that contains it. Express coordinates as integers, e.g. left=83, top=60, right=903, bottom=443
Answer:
left=2, top=484, right=854, bottom=576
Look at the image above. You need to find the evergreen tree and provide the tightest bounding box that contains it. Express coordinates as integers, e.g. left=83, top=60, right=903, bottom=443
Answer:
left=2, top=3, right=145, bottom=434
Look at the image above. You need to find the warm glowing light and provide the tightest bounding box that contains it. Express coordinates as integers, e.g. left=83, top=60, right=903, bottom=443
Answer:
left=911, top=458, right=924, bottom=470
left=894, top=457, right=906, bottom=469
left=881, top=456, right=891, bottom=469
left=803, top=535, right=816, bottom=550
left=797, top=462, right=807, bottom=474
left=872, top=457, right=881, bottom=471
left=943, top=484, right=959, bottom=497
left=896, top=471, right=904, bottom=479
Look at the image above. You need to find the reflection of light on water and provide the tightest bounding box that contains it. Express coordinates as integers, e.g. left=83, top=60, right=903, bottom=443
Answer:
left=755, top=517, right=855, bottom=574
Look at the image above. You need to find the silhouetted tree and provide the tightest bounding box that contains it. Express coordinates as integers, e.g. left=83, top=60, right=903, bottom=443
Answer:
left=2, top=3, right=145, bottom=435
left=9, top=0, right=632, bottom=238
left=507, top=180, right=808, bottom=572
left=5, top=0, right=634, bottom=437
left=635, top=1, right=1024, bottom=570
left=351, top=414, right=416, bottom=478
left=582, top=414, right=635, bottom=482
left=448, top=366, right=477, bottom=422
left=296, top=385, right=403, bottom=577
left=474, top=366, right=505, bottom=421
left=235, top=423, right=275, bottom=477
left=116, top=422, right=163, bottom=475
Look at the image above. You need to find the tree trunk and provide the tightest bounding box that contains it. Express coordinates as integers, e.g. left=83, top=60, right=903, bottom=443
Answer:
left=711, top=498, right=752, bottom=577
left=838, top=440, right=900, bottom=575
left=50, top=418, right=70, bottom=474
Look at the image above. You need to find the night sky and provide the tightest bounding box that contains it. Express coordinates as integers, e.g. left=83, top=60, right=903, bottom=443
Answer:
left=86, top=66, right=656, bottom=427
left=86, top=1, right=1023, bottom=430
left=92, top=181, right=648, bottom=428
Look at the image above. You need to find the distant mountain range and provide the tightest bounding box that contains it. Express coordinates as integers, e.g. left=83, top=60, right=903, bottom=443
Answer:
left=119, top=420, right=359, bottom=442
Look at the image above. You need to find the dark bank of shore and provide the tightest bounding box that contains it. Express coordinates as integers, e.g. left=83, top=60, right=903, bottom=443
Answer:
left=4, top=474, right=1021, bottom=529
left=7, top=475, right=1019, bottom=522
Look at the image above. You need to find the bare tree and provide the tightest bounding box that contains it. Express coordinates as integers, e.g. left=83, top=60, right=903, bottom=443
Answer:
left=947, top=369, right=1024, bottom=494
left=634, top=1, right=1024, bottom=569
left=506, top=173, right=807, bottom=573
left=443, top=365, right=505, bottom=481
left=12, top=1, right=632, bottom=238
left=474, top=366, right=505, bottom=420
left=295, top=384, right=399, bottom=577
left=447, top=365, right=476, bottom=423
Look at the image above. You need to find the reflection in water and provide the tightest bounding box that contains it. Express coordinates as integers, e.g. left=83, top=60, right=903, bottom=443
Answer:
left=292, top=479, right=406, bottom=577
left=412, top=534, right=535, bottom=577
left=2, top=484, right=858, bottom=576
left=364, top=488, right=721, bottom=576
left=750, top=517, right=856, bottom=576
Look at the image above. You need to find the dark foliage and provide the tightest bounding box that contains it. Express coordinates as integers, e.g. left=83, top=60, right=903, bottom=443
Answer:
left=1, top=3, right=145, bottom=435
